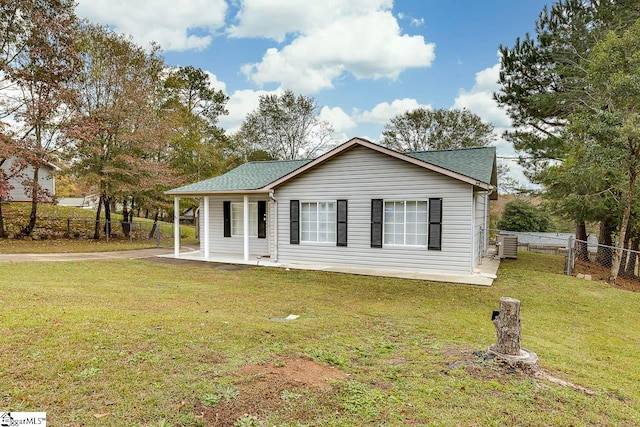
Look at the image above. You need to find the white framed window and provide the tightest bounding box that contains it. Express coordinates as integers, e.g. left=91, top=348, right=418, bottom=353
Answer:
left=231, top=202, right=258, bottom=236
left=384, top=200, right=427, bottom=246
left=301, top=201, right=336, bottom=243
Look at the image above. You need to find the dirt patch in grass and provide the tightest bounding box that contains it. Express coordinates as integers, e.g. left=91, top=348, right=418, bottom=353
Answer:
left=574, top=259, right=640, bottom=292
left=195, top=358, right=348, bottom=426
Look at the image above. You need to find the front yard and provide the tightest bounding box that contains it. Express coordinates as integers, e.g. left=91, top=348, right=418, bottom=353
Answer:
left=0, top=252, right=638, bottom=426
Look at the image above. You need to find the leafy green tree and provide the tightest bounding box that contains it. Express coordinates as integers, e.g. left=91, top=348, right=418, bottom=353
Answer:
left=162, top=66, right=230, bottom=182
left=495, top=0, right=639, bottom=177
left=380, top=108, right=494, bottom=152
left=569, top=19, right=640, bottom=281
left=237, top=90, right=334, bottom=160
left=497, top=199, right=550, bottom=232
left=538, top=138, right=620, bottom=261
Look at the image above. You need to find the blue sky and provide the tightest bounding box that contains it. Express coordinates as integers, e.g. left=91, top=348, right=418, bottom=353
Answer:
left=76, top=0, right=552, bottom=185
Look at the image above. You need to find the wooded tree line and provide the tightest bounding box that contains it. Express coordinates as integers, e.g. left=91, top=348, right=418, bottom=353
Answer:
left=0, top=0, right=503, bottom=242
left=496, top=0, right=640, bottom=282
left=0, top=0, right=331, bottom=239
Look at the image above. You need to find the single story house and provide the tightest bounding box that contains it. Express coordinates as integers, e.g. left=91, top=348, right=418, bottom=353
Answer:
left=0, top=157, right=58, bottom=203
left=166, top=137, right=499, bottom=285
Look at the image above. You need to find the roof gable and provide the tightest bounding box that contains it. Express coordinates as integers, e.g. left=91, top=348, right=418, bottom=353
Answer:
left=267, top=138, right=496, bottom=190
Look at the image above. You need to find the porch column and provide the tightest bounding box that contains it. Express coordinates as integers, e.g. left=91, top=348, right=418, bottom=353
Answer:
left=174, top=196, right=180, bottom=257
left=203, top=196, right=210, bottom=258
left=243, top=195, right=249, bottom=261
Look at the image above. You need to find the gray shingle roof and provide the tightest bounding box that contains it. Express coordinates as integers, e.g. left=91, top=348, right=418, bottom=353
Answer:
left=167, top=142, right=496, bottom=195
left=168, top=159, right=312, bottom=194
left=406, top=146, right=496, bottom=184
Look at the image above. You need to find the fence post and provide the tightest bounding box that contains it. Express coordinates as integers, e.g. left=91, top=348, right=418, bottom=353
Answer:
left=66, top=218, right=71, bottom=238
left=156, top=223, right=160, bottom=247
left=565, top=235, right=574, bottom=275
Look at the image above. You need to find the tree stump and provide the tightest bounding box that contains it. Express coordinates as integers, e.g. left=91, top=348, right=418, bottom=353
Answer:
left=491, top=297, right=521, bottom=356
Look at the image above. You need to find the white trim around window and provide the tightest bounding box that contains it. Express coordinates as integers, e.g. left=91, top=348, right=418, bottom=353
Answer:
left=300, top=201, right=337, bottom=243
left=231, top=202, right=258, bottom=237
left=383, top=200, right=428, bottom=247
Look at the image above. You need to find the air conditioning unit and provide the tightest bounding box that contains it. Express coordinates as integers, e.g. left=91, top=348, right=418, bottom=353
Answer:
left=497, top=235, right=518, bottom=259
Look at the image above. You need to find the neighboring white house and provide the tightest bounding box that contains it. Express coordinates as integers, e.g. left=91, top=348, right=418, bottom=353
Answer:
left=0, top=157, right=58, bottom=202
left=166, top=138, right=498, bottom=284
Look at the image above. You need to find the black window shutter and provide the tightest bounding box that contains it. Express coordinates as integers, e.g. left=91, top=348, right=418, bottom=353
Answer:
left=428, top=198, right=442, bottom=250
left=223, top=201, right=231, bottom=237
left=290, top=200, right=299, bottom=245
left=257, top=200, right=267, bottom=239
left=337, top=200, right=348, bottom=247
left=371, top=199, right=383, bottom=248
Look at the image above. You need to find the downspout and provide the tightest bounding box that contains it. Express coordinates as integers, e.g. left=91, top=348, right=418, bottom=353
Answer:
left=269, top=190, right=278, bottom=262
left=482, top=187, right=496, bottom=255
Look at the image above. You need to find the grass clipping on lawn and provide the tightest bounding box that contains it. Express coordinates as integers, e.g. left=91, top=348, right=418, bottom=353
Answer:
left=0, top=251, right=639, bottom=426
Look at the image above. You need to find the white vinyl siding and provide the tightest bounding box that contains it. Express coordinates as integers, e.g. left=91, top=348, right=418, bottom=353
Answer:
left=275, top=145, right=476, bottom=275
left=384, top=200, right=427, bottom=246
left=1, top=157, right=55, bottom=202
left=231, top=202, right=258, bottom=237
left=199, top=196, right=269, bottom=256
left=301, top=201, right=336, bottom=243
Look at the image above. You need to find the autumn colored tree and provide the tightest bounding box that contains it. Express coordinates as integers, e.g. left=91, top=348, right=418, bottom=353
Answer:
left=0, top=0, right=81, bottom=236
left=65, top=24, right=177, bottom=239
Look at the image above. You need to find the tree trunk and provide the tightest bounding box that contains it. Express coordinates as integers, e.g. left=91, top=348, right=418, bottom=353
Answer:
left=0, top=200, right=5, bottom=238
left=596, top=220, right=614, bottom=267
left=121, top=198, right=130, bottom=237
left=624, top=239, right=639, bottom=278
left=21, top=166, right=39, bottom=236
left=575, top=221, right=589, bottom=261
left=610, top=171, right=636, bottom=282
left=491, top=297, right=522, bottom=356
left=103, top=195, right=111, bottom=237
left=93, top=193, right=103, bottom=240
left=149, top=211, right=159, bottom=239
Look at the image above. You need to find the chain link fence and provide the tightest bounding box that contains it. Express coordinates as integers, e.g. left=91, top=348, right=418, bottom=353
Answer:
left=4, top=216, right=181, bottom=247
left=567, top=238, right=640, bottom=281
left=489, top=228, right=640, bottom=282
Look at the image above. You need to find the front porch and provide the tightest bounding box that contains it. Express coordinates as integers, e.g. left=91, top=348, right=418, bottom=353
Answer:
left=160, top=249, right=500, bottom=286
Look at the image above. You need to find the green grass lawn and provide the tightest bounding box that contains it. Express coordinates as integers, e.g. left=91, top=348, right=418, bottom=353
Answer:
left=0, top=252, right=638, bottom=426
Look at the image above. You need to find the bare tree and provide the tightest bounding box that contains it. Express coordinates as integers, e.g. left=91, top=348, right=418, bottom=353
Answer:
left=237, top=90, right=334, bottom=160
left=381, top=108, right=495, bottom=152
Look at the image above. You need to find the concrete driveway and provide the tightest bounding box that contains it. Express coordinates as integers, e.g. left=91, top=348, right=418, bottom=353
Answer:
left=0, top=247, right=178, bottom=263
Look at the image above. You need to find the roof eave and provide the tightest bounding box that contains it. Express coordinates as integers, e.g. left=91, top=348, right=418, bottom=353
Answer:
left=165, top=188, right=270, bottom=197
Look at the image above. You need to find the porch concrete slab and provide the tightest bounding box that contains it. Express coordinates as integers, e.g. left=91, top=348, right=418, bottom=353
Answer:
left=159, top=251, right=500, bottom=286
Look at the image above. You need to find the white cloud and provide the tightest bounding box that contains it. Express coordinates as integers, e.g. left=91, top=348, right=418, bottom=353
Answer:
left=219, top=88, right=284, bottom=134
left=240, top=8, right=435, bottom=93
left=319, top=106, right=357, bottom=133
left=76, top=0, right=227, bottom=51
left=229, top=0, right=393, bottom=41
left=452, top=62, right=511, bottom=128
left=397, top=12, right=424, bottom=27
left=356, top=98, right=431, bottom=124
left=203, top=71, right=226, bottom=93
